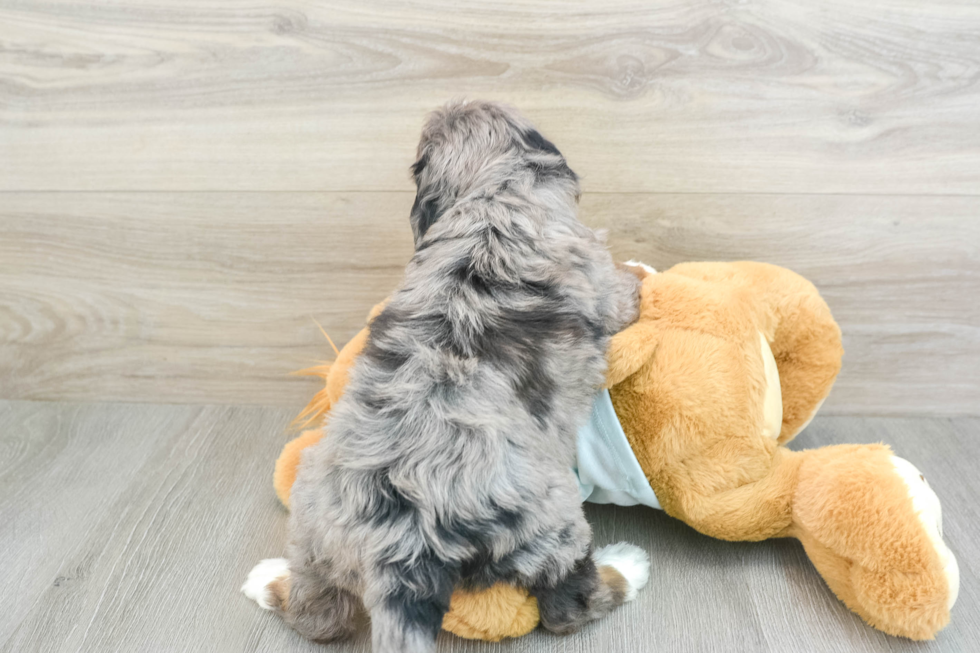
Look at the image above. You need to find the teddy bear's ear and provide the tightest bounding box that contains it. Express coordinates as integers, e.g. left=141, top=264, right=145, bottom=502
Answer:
left=604, top=321, right=660, bottom=388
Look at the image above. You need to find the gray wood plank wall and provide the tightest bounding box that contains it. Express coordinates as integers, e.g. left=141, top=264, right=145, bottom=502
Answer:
left=1, top=0, right=978, bottom=413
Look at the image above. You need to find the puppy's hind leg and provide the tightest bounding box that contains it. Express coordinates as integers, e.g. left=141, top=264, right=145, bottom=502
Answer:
left=242, top=558, right=362, bottom=643
left=533, top=542, right=650, bottom=635
left=242, top=558, right=291, bottom=611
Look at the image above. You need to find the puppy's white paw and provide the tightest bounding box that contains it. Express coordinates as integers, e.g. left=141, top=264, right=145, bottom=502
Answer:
left=624, top=260, right=657, bottom=276
left=891, top=456, right=960, bottom=609
left=595, top=542, right=650, bottom=602
left=242, top=558, right=290, bottom=610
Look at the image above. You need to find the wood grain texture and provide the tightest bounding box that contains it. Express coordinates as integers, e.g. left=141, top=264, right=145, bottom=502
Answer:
left=0, top=192, right=415, bottom=406
left=1, top=0, right=979, bottom=193
left=595, top=193, right=980, bottom=415
left=0, top=400, right=977, bottom=652
left=1, top=192, right=977, bottom=413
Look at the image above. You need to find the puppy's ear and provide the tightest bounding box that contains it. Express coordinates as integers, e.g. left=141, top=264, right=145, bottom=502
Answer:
left=522, top=128, right=562, bottom=157
left=519, top=128, right=579, bottom=184
left=410, top=151, right=429, bottom=178
left=409, top=152, right=445, bottom=245
left=411, top=188, right=442, bottom=244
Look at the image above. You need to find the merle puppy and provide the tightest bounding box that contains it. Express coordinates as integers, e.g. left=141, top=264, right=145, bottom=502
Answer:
left=244, top=100, right=649, bottom=652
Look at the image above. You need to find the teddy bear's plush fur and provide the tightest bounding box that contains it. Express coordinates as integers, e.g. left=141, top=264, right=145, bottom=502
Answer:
left=273, top=261, right=958, bottom=642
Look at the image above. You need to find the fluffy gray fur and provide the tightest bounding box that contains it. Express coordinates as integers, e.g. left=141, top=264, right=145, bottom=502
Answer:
left=268, top=100, right=641, bottom=651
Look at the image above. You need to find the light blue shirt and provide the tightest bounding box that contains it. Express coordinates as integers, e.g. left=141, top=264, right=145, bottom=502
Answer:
left=574, top=389, right=661, bottom=510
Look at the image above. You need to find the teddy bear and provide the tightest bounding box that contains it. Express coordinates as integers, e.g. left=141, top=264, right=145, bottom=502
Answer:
left=272, top=261, right=959, bottom=642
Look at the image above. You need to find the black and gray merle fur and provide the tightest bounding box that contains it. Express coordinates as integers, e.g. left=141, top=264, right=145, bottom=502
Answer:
left=256, top=100, right=643, bottom=652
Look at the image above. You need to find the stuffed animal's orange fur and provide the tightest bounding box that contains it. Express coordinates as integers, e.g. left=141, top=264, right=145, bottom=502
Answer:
left=274, top=261, right=958, bottom=641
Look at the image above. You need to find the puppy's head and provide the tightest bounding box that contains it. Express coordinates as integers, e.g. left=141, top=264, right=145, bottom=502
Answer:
left=409, top=99, right=579, bottom=244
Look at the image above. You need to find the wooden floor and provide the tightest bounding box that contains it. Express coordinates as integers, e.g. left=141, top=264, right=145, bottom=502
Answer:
left=0, top=400, right=976, bottom=653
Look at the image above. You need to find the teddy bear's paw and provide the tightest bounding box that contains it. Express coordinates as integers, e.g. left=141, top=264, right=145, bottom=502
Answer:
left=594, top=542, right=651, bottom=602
left=242, top=558, right=291, bottom=611
left=890, top=456, right=960, bottom=609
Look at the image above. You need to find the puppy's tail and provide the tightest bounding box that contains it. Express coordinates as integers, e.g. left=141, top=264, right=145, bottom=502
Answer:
left=369, top=562, right=456, bottom=653
left=370, top=598, right=449, bottom=653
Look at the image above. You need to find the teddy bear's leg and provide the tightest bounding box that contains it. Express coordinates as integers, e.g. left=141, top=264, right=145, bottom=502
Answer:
left=662, top=440, right=958, bottom=639
left=792, top=444, right=958, bottom=640
left=659, top=446, right=806, bottom=542
left=441, top=584, right=539, bottom=641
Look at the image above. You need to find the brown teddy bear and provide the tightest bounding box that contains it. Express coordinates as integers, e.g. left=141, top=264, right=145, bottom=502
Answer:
left=273, top=261, right=958, bottom=641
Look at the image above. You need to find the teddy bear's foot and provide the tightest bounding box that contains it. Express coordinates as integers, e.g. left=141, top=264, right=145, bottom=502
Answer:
left=793, top=445, right=959, bottom=640
left=442, top=584, right=540, bottom=641
left=889, top=456, right=959, bottom=610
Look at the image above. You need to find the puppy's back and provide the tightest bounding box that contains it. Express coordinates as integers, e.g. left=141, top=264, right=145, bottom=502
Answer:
left=284, top=100, right=643, bottom=652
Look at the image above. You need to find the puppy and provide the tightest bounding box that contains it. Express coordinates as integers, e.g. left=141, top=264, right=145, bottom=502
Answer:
left=244, top=100, right=649, bottom=652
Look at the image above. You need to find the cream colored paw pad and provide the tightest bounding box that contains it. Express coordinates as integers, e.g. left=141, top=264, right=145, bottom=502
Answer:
left=891, top=456, right=959, bottom=609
